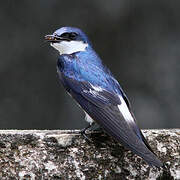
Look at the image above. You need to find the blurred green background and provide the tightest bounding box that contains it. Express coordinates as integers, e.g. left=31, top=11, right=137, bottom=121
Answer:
left=0, top=1, right=180, bottom=129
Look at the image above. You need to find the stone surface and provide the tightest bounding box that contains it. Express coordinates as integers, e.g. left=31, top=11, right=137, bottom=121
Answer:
left=0, top=129, right=179, bottom=179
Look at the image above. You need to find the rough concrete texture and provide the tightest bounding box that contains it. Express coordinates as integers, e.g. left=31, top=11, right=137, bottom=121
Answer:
left=0, top=129, right=179, bottom=179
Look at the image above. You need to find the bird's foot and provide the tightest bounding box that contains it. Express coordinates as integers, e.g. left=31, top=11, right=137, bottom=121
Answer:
left=80, top=123, right=94, bottom=143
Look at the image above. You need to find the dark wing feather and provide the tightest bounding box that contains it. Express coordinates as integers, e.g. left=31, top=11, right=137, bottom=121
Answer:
left=62, top=76, right=163, bottom=167
left=120, top=92, right=157, bottom=154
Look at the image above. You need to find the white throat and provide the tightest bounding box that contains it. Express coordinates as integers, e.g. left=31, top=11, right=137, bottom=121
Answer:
left=51, top=40, right=88, bottom=55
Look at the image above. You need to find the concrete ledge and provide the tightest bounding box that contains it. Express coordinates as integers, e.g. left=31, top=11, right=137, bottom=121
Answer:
left=0, top=129, right=179, bottom=179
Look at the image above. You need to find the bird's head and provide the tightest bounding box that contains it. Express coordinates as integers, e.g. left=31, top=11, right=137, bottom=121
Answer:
left=45, top=27, right=91, bottom=55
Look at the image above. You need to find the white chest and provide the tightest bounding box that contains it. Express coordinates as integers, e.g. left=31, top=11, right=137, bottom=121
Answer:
left=51, top=40, right=88, bottom=55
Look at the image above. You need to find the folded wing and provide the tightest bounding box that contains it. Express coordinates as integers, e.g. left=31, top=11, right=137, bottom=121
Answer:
left=62, top=75, right=163, bottom=167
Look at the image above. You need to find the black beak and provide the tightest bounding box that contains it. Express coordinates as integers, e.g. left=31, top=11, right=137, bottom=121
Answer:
left=44, top=34, right=70, bottom=43
left=44, top=34, right=62, bottom=43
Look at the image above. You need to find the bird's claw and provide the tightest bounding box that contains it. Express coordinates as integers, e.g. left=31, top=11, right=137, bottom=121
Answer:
left=80, top=124, right=93, bottom=143
left=80, top=130, right=92, bottom=143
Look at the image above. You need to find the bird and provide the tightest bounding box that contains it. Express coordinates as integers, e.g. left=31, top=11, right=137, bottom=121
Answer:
left=45, top=27, right=163, bottom=167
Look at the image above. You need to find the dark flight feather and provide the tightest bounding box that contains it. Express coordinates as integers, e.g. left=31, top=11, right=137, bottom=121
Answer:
left=61, top=75, right=163, bottom=167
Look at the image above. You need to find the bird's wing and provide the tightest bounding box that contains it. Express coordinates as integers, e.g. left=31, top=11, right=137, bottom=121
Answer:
left=62, top=76, right=162, bottom=167
left=116, top=87, right=157, bottom=153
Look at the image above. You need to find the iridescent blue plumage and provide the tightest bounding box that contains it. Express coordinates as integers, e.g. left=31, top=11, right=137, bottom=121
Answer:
left=58, top=49, right=121, bottom=94
left=45, top=27, right=163, bottom=167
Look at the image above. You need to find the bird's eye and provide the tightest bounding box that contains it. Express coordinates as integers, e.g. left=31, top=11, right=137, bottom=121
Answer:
left=61, top=33, right=69, bottom=39
left=69, top=32, right=78, bottom=40
left=61, top=32, right=78, bottom=40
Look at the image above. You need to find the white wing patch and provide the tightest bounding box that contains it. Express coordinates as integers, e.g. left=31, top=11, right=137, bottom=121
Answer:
left=84, top=112, right=94, bottom=125
left=51, top=40, right=88, bottom=55
left=118, top=96, right=134, bottom=124
left=86, top=85, right=103, bottom=96
left=91, top=85, right=103, bottom=92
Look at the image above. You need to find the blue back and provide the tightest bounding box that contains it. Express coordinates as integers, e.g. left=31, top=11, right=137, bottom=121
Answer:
left=57, top=46, right=122, bottom=95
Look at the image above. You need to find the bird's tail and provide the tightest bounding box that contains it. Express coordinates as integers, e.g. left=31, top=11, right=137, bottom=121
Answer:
left=133, top=128, right=163, bottom=167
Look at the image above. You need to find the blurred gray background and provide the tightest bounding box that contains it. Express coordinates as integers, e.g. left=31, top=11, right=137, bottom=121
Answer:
left=0, top=1, right=180, bottom=129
